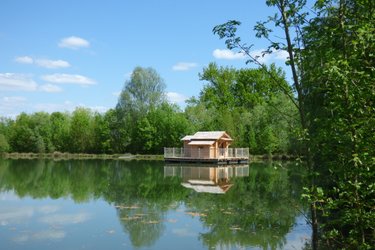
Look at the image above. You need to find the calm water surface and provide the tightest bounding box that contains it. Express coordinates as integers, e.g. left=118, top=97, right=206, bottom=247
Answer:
left=0, top=159, right=311, bottom=249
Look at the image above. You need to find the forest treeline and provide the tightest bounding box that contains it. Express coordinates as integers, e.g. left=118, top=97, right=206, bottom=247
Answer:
left=0, top=65, right=299, bottom=155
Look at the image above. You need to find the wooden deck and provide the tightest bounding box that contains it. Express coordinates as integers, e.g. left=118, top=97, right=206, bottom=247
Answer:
left=164, top=147, right=249, bottom=164
left=164, top=157, right=249, bottom=164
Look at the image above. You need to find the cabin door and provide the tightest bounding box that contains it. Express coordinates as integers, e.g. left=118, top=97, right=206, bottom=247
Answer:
left=218, top=142, right=225, bottom=158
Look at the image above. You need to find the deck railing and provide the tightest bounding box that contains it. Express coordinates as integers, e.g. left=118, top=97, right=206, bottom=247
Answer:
left=164, top=147, right=249, bottom=159
left=164, top=164, right=249, bottom=178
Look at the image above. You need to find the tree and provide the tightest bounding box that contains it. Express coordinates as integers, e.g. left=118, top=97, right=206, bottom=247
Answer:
left=0, top=117, right=11, bottom=153
left=117, top=66, right=166, bottom=116
left=191, top=63, right=297, bottom=154
left=116, top=67, right=167, bottom=153
left=50, top=112, right=71, bottom=152
left=91, top=112, right=112, bottom=154
left=8, top=112, right=51, bottom=153
left=213, top=0, right=375, bottom=248
left=0, top=134, right=9, bottom=153
left=69, top=107, right=95, bottom=153
left=212, top=0, right=319, bottom=246
left=199, top=63, right=237, bottom=110
left=103, top=108, right=129, bottom=153
left=300, top=0, right=375, bottom=247
left=185, top=97, right=217, bottom=132
left=130, top=102, right=193, bottom=154
left=30, top=112, right=53, bottom=153
left=147, top=102, right=193, bottom=152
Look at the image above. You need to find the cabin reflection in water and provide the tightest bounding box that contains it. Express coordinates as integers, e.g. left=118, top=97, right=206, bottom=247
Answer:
left=164, top=164, right=249, bottom=194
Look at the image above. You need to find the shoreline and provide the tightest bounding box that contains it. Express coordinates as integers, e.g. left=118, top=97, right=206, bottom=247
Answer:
left=0, top=152, right=300, bottom=161
left=0, top=152, right=164, bottom=161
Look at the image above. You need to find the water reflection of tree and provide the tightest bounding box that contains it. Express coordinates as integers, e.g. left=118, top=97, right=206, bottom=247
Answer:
left=115, top=203, right=165, bottom=247
left=104, top=162, right=187, bottom=247
left=184, top=162, right=308, bottom=250
left=0, top=159, right=308, bottom=249
left=0, top=159, right=187, bottom=248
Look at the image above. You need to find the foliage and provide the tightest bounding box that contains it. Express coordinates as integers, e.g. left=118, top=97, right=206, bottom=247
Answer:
left=187, top=63, right=299, bottom=154
left=117, top=66, right=166, bottom=115
left=0, top=134, right=9, bottom=153
left=186, top=162, right=308, bottom=249
left=69, top=107, right=95, bottom=153
left=114, top=66, right=194, bottom=153
left=50, top=112, right=71, bottom=152
left=8, top=112, right=52, bottom=153
left=301, top=0, right=375, bottom=248
left=212, top=0, right=375, bottom=248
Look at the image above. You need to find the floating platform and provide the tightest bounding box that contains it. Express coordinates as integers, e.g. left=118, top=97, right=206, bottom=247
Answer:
left=164, top=147, right=249, bottom=165
left=164, top=157, right=248, bottom=165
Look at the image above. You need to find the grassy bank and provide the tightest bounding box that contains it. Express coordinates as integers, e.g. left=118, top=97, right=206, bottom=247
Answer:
left=250, top=154, right=301, bottom=162
left=1, top=152, right=298, bottom=162
left=0, top=152, right=164, bottom=161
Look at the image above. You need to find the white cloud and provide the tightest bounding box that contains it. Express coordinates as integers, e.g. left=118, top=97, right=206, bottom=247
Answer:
left=112, top=91, right=121, bottom=97
left=172, top=228, right=197, bottom=237
left=12, top=234, right=29, bottom=243
left=1, top=96, right=27, bottom=104
left=35, top=59, right=70, bottom=69
left=32, top=230, right=66, bottom=240
left=12, top=230, right=66, bottom=242
left=15, top=56, right=71, bottom=69
left=172, top=62, right=198, bottom=71
left=38, top=84, right=63, bottom=93
left=249, top=49, right=267, bottom=63
left=0, top=96, right=28, bottom=118
left=274, top=50, right=289, bottom=61
left=41, top=73, right=96, bottom=85
left=58, top=36, right=90, bottom=49
left=167, top=92, right=188, bottom=104
left=0, top=73, right=38, bottom=91
left=213, top=48, right=289, bottom=63
left=39, top=213, right=91, bottom=225
left=14, top=56, right=33, bottom=64
left=0, top=206, right=34, bottom=225
left=250, top=49, right=289, bottom=64
left=124, top=72, right=132, bottom=79
left=0, top=192, right=20, bottom=201
left=37, top=205, right=60, bottom=214
left=0, top=96, right=27, bottom=107
left=89, top=106, right=109, bottom=113
left=212, top=49, right=246, bottom=60
left=33, top=101, right=76, bottom=113
left=33, top=101, right=107, bottom=114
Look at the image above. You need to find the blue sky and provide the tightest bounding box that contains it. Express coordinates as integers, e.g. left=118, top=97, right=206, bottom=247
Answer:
left=0, top=0, right=291, bottom=117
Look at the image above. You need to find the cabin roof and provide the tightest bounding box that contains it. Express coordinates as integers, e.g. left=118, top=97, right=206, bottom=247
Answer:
left=181, top=180, right=233, bottom=194
left=188, top=140, right=215, bottom=146
left=181, top=131, right=233, bottom=141
left=181, top=135, right=194, bottom=141
left=181, top=183, right=226, bottom=194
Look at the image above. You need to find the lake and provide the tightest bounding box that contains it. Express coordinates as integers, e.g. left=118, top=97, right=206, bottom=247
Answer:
left=0, top=159, right=311, bottom=250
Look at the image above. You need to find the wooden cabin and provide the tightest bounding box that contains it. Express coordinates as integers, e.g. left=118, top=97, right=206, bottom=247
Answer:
left=181, top=131, right=233, bottom=159
left=164, top=131, right=249, bottom=164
